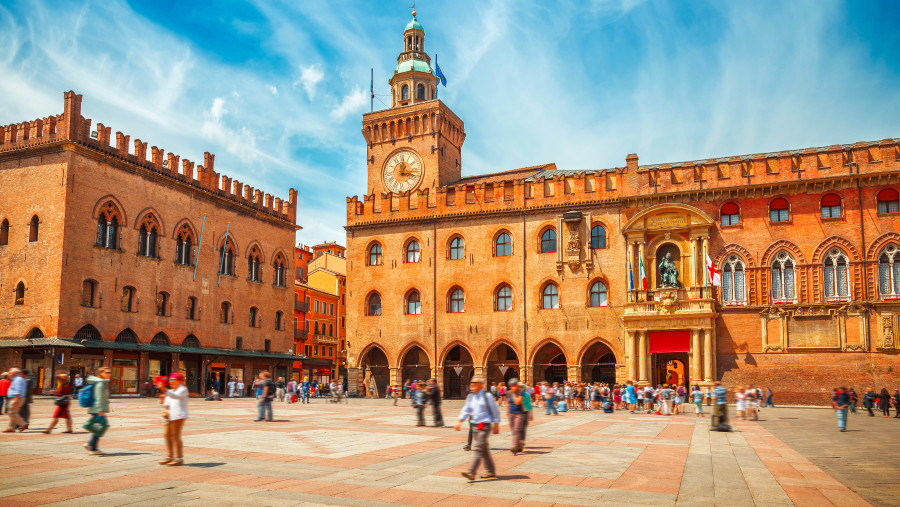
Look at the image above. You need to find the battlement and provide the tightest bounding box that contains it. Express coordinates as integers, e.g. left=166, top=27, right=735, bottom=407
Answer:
left=0, top=91, right=298, bottom=225
left=347, top=137, right=900, bottom=227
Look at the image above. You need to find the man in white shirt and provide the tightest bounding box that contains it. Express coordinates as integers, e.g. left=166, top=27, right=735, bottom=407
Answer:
left=455, top=376, right=501, bottom=480
left=227, top=379, right=236, bottom=398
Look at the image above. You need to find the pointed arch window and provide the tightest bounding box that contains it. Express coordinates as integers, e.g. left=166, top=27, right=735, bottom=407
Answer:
left=495, top=284, right=512, bottom=312
left=448, top=287, right=465, bottom=313
left=541, top=283, right=559, bottom=309
left=366, top=292, right=382, bottom=316
left=878, top=244, right=900, bottom=299
left=495, top=232, right=512, bottom=257
left=28, top=215, right=39, bottom=242
left=121, top=286, right=135, bottom=312
left=182, top=335, right=200, bottom=348
left=406, top=290, right=421, bottom=315
left=14, top=282, right=25, bottom=305
left=823, top=248, right=849, bottom=300
left=368, top=243, right=383, bottom=266
left=247, top=246, right=262, bottom=282
left=406, top=240, right=421, bottom=263
left=589, top=280, right=608, bottom=307
left=151, top=333, right=170, bottom=346
left=0, top=218, right=8, bottom=246
left=96, top=202, right=122, bottom=250
left=75, top=325, right=101, bottom=341
left=137, top=215, right=160, bottom=258
left=770, top=252, right=796, bottom=303
left=590, top=225, right=607, bottom=249
left=175, top=224, right=194, bottom=266
left=115, top=329, right=138, bottom=344
left=219, top=238, right=235, bottom=276
left=721, top=255, right=746, bottom=305
left=540, top=228, right=557, bottom=253
left=877, top=189, right=899, bottom=214
left=273, top=253, right=286, bottom=287
left=769, top=198, right=790, bottom=223
left=448, top=236, right=465, bottom=260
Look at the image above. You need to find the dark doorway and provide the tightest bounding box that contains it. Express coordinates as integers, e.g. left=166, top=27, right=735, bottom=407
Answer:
left=486, top=343, right=520, bottom=386
left=360, top=346, right=390, bottom=397
left=443, top=345, right=473, bottom=399
left=580, top=341, right=617, bottom=385
left=533, top=342, right=568, bottom=384
left=400, top=346, right=431, bottom=386
left=653, top=352, right=689, bottom=388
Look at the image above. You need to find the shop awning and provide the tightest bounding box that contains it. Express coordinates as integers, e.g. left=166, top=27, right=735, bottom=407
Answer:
left=648, top=331, right=690, bottom=353
left=0, top=337, right=302, bottom=360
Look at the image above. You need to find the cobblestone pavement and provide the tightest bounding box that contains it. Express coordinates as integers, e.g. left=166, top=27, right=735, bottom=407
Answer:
left=757, top=406, right=900, bottom=507
left=0, top=398, right=873, bottom=506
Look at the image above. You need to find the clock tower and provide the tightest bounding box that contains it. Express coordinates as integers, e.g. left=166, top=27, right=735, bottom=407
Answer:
left=362, top=11, right=465, bottom=196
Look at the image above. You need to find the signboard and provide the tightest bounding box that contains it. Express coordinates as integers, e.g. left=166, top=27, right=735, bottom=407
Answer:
left=647, top=213, right=688, bottom=230
left=453, top=366, right=463, bottom=376
left=57, top=353, right=64, bottom=365
left=498, top=366, right=509, bottom=375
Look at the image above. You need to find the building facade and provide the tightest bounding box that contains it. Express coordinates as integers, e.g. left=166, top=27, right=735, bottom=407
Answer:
left=345, top=15, right=900, bottom=403
left=0, top=92, right=300, bottom=395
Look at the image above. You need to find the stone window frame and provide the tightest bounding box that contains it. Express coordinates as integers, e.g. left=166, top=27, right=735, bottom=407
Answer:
left=539, top=226, right=557, bottom=254
left=770, top=251, right=797, bottom=304
left=877, top=244, right=900, bottom=300
left=404, top=238, right=421, bottom=263
left=494, top=230, right=513, bottom=257
left=405, top=289, right=422, bottom=315
left=721, top=254, right=747, bottom=306
left=367, top=242, right=384, bottom=266
left=447, top=235, right=465, bottom=260
left=366, top=291, right=383, bottom=316
left=540, top=281, right=560, bottom=310
left=822, top=247, right=851, bottom=301
left=588, top=279, right=608, bottom=307
left=447, top=286, right=466, bottom=313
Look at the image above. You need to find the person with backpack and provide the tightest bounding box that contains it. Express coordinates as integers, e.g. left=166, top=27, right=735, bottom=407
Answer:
left=455, top=376, right=501, bottom=481
left=82, top=366, right=111, bottom=455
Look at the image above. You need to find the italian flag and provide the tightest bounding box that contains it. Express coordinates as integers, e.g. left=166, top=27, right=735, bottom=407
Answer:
left=639, top=256, right=648, bottom=291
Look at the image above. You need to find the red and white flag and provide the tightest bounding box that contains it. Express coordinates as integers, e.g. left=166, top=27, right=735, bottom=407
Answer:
left=706, top=252, right=721, bottom=286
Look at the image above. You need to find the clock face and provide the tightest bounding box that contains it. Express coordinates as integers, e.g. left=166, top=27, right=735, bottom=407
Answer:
left=382, top=150, right=422, bottom=193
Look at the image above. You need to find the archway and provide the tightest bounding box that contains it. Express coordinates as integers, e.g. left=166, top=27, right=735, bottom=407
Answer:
left=486, top=342, right=520, bottom=387
left=442, top=344, right=474, bottom=399
left=400, top=345, right=431, bottom=387
left=580, top=341, right=617, bottom=385
left=360, top=346, right=390, bottom=398
left=533, top=341, right=568, bottom=384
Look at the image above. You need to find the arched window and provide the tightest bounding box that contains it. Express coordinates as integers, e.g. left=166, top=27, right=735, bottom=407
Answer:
left=186, top=297, right=197, bottom=320
left=220, top=301, right=231, bottom=323
left=273, top=253, right=286, bottom=287
left=823, top=248, right=849, bottom=299
left=28, top=215, right=39, bottom=242
left=182, top=335, right=200, bottom=348
left=0, top=218, right=8, bottom=246
left=820, top=194, right=842, bottom=219
left=175, top=224, right=194, bottom=266
left=721, top=203, right=740, bottom=226
left=96, top=201, right=122, bottom=250
left=26, top=327, right=44, bottom=339
left=589, top=281, right=607, bottom=307
left=401, top=84, right=409, bottom=100
left=75, top=325, right=101, bottom=341
left=81, top=279, right=97, bottom=307
left=495, top=232, right=512, bottom=257
left=495, top=284, right=512, bottom=311
left=219, top=238, right=235, bottom=276
left=368, top=243, right=383, bottom=266
left=448, top=287, right=465, bottom=313
left=14, top=282, right=25, bottom=305
left=247, top=246, right=262, bottom=282
left=406, top=290, right=421, bottom=315
left=121, top=286, right=135, bottom=312
left=877, top=188, right=899, bottom=214
left=314, top=322, right=320, bottom=334
left=115, top=329, right=138, bottom=344
left=406, top=240, right=421, bottom=263
left=274, top=310, right=282, bottom=330
left=367, top=292, right=382, bottom=316
left=590, top=225, right=607, bottom=249
left=448, top=236, right=465, bottom=260
left=541, top=283, right=559, bottom=309
left=540, top=228, right=557, bottom=253
left=155, top=291, right=169, bottom=316
left=722, top=255, right=746, bottom=305
left=770, top=252, right=796, bottom=302
left=416, top=84, right=426, bottom=100
left=249, top=306, right=259, bottom=327
left=151, top=333, right=170, bottom=346
left=137, top=215, right=160, bottom=258
left=878, top=244, right=900, bottom=298
left=769, top=198, right=790, bottom=223
left=328, top=324, right=333, bottom=336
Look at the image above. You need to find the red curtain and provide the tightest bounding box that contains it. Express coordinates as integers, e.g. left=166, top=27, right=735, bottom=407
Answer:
left=649, top=331, right=690, bottom=353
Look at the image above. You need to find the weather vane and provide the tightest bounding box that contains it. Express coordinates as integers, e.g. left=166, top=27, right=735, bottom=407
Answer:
left=410, top=1, right=416, bottom=18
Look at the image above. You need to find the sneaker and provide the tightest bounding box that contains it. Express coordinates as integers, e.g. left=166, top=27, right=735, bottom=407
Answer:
left=168, top=458, right=184, bottom=466
left=91, top=450, right=105, bottom=456
left=83, top=443, right=92, bottom=452
left=159, top=457, right=173, bottom=465
left=481, top=472, right=496, bottom=479
left=460, top=471, right=475, bottom=480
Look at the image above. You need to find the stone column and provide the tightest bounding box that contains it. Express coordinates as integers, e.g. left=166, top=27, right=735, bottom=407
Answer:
left=703, top=328, right=713, bottom=381
left=568, top=364, right=580, bottom=383
left=638, top=331, right=648, bottom=383
left=691, top=329, right=701, bottom=383
left=390, top=367, right=400, bottom=386
left=625, top=330, right=635, bottom=380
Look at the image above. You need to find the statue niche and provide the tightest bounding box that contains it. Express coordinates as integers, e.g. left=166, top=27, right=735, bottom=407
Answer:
left=657, top=244, right=681, bottom=288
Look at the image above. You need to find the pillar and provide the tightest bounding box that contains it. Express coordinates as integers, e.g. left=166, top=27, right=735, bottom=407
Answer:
left=625, top=330, right=635, bottom=380
left=703, top=328, right=713, bottom=382
left=638, top=331, right=648, bottom=382
left=691, top=329, right=701, bottom=383
left=568, top=364, right=580, bottom=383
left=390, top=367, right=400, bottom=386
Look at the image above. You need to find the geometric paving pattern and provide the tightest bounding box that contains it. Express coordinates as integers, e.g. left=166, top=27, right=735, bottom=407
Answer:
left=0, top=398, right=873, bottom=506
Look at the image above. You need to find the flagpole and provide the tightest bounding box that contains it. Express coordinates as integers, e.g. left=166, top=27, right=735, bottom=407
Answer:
left=192, top=213, right=206, bottom=281
left=217, top=222, right=230, bottom=286
left=370, top=68, right=374, bottom=113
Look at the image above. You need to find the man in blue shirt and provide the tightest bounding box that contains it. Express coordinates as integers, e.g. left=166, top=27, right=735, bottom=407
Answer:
left=832, top=386, right=850, bottom=432
left=2, top=369, right=27, bottom=432
left=455, top=376, right=501, bottom=480
left=712, top=381, right=729, bottom=430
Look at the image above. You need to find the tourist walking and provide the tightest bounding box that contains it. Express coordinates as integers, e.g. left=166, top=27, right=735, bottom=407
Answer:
left=735, top=387, right=747, bottom=420
left=674, top=385, right=686, bottom=415
left=764, top=387, right=774, bottom=407
left=275, top=377, right=286, bottom=402
left=691, top=385, right=704, bottom=417
left=626, top=381, right=637, bottom=413
left=863, top=388, right=877, bottom=416
left=254, top=372, right=275, bottom=422
left=19, top=370, right=34, bottom=426
left=426, top=378, right=444, bottom=427
left=520, top=381, right=533, bottom=443
left=227, top=378, right=236, bottom=398
left=455, top=376, right=501, bottom=480
left=848, top=387, right=858, bottom=414
left=413, top=382, right=427, bottom=426
left=711, top=381, right=729, bottom=430
left=892, top=389, right=900, bottom=418
left=236, top=380, right=245, bottom=397
left=301, top=377, right=310, bottom=403
left=83, top=367, right=111, bottom=454
left=659, top=384, right=674, bottom=415
left=507, top=380, right=526, bottom=454
left=3, top=369, right=27, bottom=432
left=704, top=386, right=712, bottom=406
left=157, top=373, right=189, bottom=465
left=73, top=373, right=84, bottom=397
left=543, top=382, right=558, bottom=416
left=392, top=385, right=400, bottom=405
left=0, top=372, right=9, bottom=415
left=879, top=388, right=892, bottom=418
left=832, top=386, right=850, bottom=431
left=745, top=384, right=758, bottom=421
left=43, top=374, right=73, bottom=434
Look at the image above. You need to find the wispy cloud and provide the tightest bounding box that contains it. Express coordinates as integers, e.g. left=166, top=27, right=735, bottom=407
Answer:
left=295, top=64, right=324, bottom=100
left=331, top=86, right=368, bottom=122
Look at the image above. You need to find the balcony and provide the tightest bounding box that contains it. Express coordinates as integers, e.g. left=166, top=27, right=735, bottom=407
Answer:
left=295, top=301, right=310, bottom=313
left=623, top=297, right=716, bottom=318
left=314, top=334, right=338, bottom=346
left=294, top=329, right=308, bottom=341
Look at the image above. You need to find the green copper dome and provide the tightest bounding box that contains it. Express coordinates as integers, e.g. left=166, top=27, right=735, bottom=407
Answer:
left=396, top=59, right=432, bottom=74
left=405, top=18, right=424, bottom=32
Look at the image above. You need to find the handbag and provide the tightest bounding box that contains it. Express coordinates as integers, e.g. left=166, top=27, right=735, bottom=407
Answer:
left=82, top=415, right=109, bottom=437
left=54, top=395, right=69, bottom=406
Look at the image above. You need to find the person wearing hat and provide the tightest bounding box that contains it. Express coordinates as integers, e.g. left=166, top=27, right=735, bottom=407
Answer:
left=455, top=376, right=501, bottom=480
left=156, top=372, right=190, bottom=466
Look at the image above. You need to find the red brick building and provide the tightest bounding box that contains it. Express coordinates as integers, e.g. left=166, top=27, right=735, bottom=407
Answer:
left=0, top=92, right=300, bottom=395
left=345, top=15, right=900, bottom=403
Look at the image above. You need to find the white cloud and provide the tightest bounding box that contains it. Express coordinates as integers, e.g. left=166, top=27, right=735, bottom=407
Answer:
left=330, top=86, right=368, bottom=122
left=295, top=64, right=324, bottom=100
left=267, top=84, right=278, bottom=95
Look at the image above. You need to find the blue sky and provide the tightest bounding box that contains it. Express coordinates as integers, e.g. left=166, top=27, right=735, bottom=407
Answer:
left=2, top=0, right=899, bottom=244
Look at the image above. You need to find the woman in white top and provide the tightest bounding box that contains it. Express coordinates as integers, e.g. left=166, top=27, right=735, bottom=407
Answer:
left=735, top=387, right=747, bottom=420
left=156, top=372, right=190, bottom=466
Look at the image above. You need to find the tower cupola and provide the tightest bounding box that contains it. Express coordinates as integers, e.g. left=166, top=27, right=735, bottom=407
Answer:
left=390, top=11, right=437, bottom=108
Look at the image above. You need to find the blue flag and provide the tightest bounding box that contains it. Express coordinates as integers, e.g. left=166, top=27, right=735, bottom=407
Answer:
left=628, top=258, right=635, bottom=292
left=435, top=61, right=447, bottom=87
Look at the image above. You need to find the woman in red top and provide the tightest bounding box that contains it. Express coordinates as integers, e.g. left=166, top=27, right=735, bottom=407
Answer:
left=43, top=374, right=73, bottom=434
left=0, top=372, right=10, bottom=415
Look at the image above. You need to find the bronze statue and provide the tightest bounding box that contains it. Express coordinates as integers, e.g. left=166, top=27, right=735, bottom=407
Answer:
left=659, top=252, right=680, bottom=288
